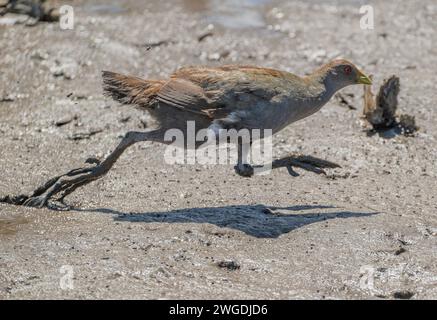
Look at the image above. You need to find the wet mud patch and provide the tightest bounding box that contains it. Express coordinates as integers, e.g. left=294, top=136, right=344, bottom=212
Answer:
left=0, top=215, right=29, bottom=236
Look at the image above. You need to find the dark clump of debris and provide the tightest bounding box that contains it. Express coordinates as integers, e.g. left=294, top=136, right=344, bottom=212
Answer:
left=216, top=260, right=240, bottom=271
left=392, top=291, right=415, bottom=300
left=394, top=246, right=407, bottom=255
left=363, top=75, right=419, bottom=137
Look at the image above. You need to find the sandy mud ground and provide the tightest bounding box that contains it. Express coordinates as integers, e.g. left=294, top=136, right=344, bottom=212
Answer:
left=0, top=0, right=436, bottom=299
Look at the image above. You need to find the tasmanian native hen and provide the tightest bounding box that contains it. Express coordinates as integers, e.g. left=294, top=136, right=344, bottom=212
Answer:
left=23, top=59, right=372, bottom=208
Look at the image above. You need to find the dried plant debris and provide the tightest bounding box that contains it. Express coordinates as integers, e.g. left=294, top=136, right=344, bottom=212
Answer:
left=197, top=31, right=214, bottom=42
left=363, top=75, right=419, bottom=136
left=68, top=128, right=104, bottom=140
left=141, top=39, right=176, bottom=50
left=0, top=0, right=59, bottom=25
left=364, top=75, right=398, bottom=128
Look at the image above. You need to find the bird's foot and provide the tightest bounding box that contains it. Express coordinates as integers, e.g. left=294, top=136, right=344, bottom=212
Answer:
left=22, top=195, right=73, bottom=210
left=233, top=154, right=340, bottom=178
left=272, top=153, right=341, bottom=176
left=23, top=161, right=106, bottom=209
left=22, top=195, right=50, bottom=208
left=234, top=163, right=254, bottom=177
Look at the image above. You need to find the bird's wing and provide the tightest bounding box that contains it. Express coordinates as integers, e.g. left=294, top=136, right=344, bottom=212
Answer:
left=156, top=65, right=296, bottom=119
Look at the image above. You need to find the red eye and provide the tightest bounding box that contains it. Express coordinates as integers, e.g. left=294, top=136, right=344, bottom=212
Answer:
left=344, top=66, right=352, bottom=74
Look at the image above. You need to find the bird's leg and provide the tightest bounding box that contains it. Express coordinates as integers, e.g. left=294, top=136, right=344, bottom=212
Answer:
left=234, top=138, right=254, bottom=177
left=23, top=130, right=165, bottom=208
left=233, top=148, right=340, bottom=177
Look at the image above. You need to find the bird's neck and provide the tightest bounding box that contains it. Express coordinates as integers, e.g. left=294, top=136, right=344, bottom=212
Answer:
left=279, top=78, right=332, bottom=127
left=309, top=70, right=346, bottom=98
left=301, top=76, right=336, bottom=108
left=289, top=74, right=340, bottom=120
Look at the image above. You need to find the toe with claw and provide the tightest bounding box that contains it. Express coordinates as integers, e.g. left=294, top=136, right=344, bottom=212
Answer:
left=22, top=162, right=106, bottom=208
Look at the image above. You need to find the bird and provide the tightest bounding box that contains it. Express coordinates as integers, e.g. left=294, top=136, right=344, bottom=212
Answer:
left=23, top=59, right=372, bottom=208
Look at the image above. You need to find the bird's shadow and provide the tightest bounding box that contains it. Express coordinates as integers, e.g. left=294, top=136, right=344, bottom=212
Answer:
left=75, top=204, right=378, bottom=238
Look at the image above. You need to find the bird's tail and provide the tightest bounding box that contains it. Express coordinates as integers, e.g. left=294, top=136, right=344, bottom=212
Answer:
left=102, top=71, right=165, bottom=106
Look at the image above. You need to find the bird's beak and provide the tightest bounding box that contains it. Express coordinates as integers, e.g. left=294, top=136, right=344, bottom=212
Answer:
left=357, top=70, right=372, bottom=85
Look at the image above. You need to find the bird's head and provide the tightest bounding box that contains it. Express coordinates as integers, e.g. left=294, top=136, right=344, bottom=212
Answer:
left=317, top=59, right=372, bottom=91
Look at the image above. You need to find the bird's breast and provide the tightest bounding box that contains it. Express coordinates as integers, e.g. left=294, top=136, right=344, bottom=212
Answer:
left=224, top=90, right=331, bottom=137
left=261, top=96, right=328, bottom=134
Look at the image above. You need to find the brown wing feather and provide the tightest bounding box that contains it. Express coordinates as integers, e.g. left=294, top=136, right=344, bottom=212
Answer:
left=156, top=78, right=214, bottom=118
left=102, top=71, right=165, bottom=105
left=155, top=65, right=290, bottom=119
